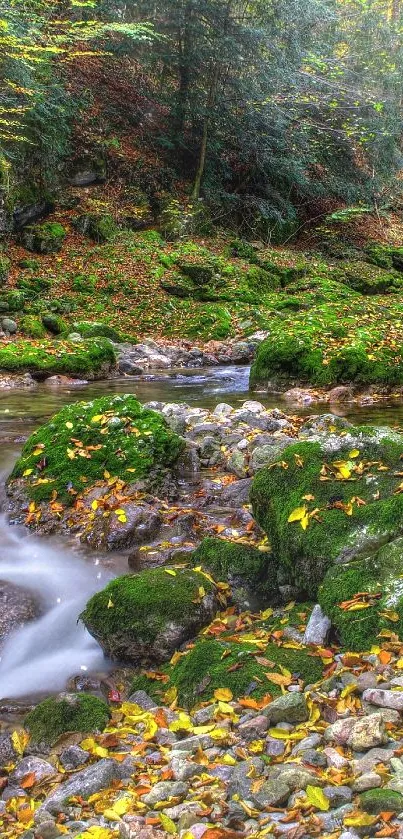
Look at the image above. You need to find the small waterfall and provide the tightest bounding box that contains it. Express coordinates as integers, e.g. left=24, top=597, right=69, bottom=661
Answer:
left=0, top=517, right=111, bottom=699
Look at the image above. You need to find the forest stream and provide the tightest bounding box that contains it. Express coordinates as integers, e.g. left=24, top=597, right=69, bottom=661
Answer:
left=2, top=365, right=403, bottom=705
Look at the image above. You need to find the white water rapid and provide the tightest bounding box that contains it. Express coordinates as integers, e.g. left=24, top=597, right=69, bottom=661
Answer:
left=0, top=515, right=111, bottom=699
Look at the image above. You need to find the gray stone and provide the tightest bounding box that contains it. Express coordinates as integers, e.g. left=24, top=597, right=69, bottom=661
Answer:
left=323, top=746, right=349, bottom=769
left=251, top=779, right=290, bottom=809
left=265, top=737, right=286, bottom=757
left=1, top=317, right=17, bottom=334
left=352, top=747, right=395, bottom=774
left=0, top=733, right=17, bottom=767
left=228, top=758, right=264, bottom=800
left=322, top=785, right=352, bottom=807
left=142, top=781, right=188, bottom=807
left=293, top=733, right=323, bottom=753
left=349, top=714, right=388, bottom=751
left=352, top=772, right=382, bottom=792
left=11, top=757, right=57, bottom=784
left=127, top=691, right=158, bottom=711
left=169, top=756, right=204, bottom=782
left=317, top=806, right=354, bottom=832
left=170, top=734, right=213, bottom=753
left=59, top=746, right=90, bottom=771
left=271, top=764, right=321, bottom=791
left=264, top=693, right=308, bottom=725
left=301, top=749, right=327, bottom=768
left=238, top=715, right=269, bottom=741
left=362, top=688, right=403, bottom=711
left=41, top=759, right=122, bottom=814
left=303, top=604, right=331, bottom=646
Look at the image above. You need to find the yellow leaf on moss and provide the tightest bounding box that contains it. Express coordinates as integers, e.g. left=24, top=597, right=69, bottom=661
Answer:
left=288, top=506, right=307, bottom=523
left=214, top=687, right=233, bottom=701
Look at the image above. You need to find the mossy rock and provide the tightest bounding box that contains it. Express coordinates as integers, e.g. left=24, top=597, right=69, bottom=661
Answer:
left=161, top=274, right=195, bottom=299
left=0, top=255, right=10, bottom=285
left=245, top=266, right=280, bottom=293
left=131, top=636, right=323, bottom=708
left=364, top=243, right=394, bottom=269
left=336, top=260, right=403, bottom=295
left=19, top=222, right=66, bottom=254
left=81, top=568, right=220, bottom=664
left=70, top=322, right=123, bottom=342
left=284, top=275, right=356, bottom=305
left=250, top=298, right=403, bottom=388
left=19, top=316, right=46, bottom=339
left=42, top=313, right=68, bottom=335
left=0, top=338, right=115, bottom=384
left=25, top=694, right=110, bottom=746
left=9, top=393, right=183, bottom=504
left=175, top=257, right=216, bottom=285
left=18, top=257, right=40, bottom=271
left=0, top=290, right=25, bottom=313
left=359, top=788, right=403, bottom=814
left=192, top=537, right=278, bottom=608
left=16, top=275, right=52, bottom=297
left=319, top=537, right=403, bottom=650
left=72, top=213, right=117, bottom=243
left=186, top=304, right=232, bottom=340
left=250, top=423, right=403, bottom=595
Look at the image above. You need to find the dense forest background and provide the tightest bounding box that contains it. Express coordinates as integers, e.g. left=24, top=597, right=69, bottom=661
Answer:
left=0, top=0, right=402, bottom=242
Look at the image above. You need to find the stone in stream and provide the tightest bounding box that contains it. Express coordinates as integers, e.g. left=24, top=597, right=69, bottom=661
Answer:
left=0, top=580, right=39, bottom=647
left=81, top=567, right=221, bottom=664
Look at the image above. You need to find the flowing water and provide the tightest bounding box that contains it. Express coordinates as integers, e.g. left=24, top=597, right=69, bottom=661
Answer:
left=1, top=364, right=403, bottom=702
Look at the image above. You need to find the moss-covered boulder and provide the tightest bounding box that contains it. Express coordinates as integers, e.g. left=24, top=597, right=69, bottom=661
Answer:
left=19, top=316, right=46, bottom=339
left=251, top=422, right=403, bottom=595
left=9, top=393, right=183, bottom=504
left=70, top=321, right=123, bottom=342
left=192, top=537, right=278, bottom=608
left=72, top=213, right=117, bottom=243
left=20, top=222, right=66, bottom=254
left=25, top=694, right=110, bottom=746
left=336, top=260, right=403, bottom=294
left=0, top=290, right=25, bottom=313
left=318, top=537, right=403, bottom=650
left=131, top=635, right=323, bottom=708
left=41, top=313, right=68, bottom=335
left=250, top=298, right=403, bottom=388
left=81, top=568, right=221, bottom=664
left=0, top=338, right=115, bottom=382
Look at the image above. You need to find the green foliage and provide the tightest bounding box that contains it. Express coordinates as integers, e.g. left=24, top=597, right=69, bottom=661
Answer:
left=25, top=694, right=110, bottom=745
left=10, top=393, right=183, bottom=503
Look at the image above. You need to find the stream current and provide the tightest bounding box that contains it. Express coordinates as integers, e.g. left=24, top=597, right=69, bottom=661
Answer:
left=1, top=365, right=403, bottom=701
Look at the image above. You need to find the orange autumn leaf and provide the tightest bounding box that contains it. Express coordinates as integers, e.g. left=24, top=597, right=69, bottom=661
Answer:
left=379, top=650, right=392, bottom=665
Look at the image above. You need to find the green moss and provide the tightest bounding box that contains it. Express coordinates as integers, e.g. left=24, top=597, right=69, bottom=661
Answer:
left=10, top=393, right=183, bottom=503
left=73, top=213, right=117, bottom=243
left=251, top=432, right=403, bottom=595
left=70, top=322, right=123, bottom=342
left=360, top=789, right=403, bottom=814
left=245, top=266, right=280, bottom=293
left=19, top=316, right=46, bottom=339
left=18, top=257, right=40, bottom=271
left=0, top=338, right=115, bottom=382
left=319, top=537, right=403, bottom=650
left=192, top=537, right=277, bottom=605
left=16, top=275, right=52, bottom=297
left=0, top=254, right=10, bottom=284
left=41, top=313, right=68, bottom=335
left=24, top=694, right=110, bottom=745
left=365, top=243, right=394, bottom=269
left=20, top=222, right=66, bottom=254
left=131, top=636, right=323, bottom=708
left=0, top=290, right=25, bottom=313
left=336, top=260, right=403, bottom=294
left=250, top=298, right=403, bottom=388
left=81, top=568, right=214, bottom=659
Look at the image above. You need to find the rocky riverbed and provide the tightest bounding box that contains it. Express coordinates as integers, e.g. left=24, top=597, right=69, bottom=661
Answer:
left=5, top=389, right=403, bottom=839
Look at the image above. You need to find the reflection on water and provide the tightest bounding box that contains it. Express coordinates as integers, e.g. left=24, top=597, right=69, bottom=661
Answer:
left=1, top=366, right=403, bottom=440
